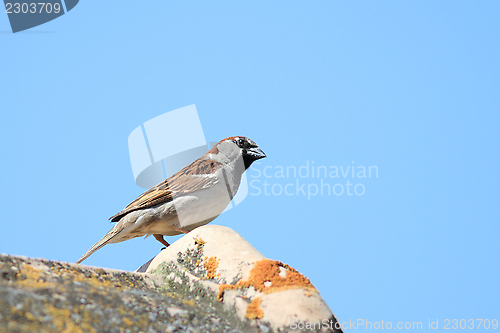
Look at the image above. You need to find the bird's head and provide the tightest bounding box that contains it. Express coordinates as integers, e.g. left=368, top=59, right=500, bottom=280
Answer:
left=209, top=136, right=266, bottom=169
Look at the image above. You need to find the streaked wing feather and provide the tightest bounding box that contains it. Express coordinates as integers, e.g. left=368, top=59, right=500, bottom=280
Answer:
left=110, top=158, right=221, bottom=222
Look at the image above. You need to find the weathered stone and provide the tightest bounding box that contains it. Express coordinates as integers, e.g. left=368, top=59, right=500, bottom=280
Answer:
left=0, top=254, right=260, bottom=332
left=141, top=225, right=342, bottom=333
left=0, top=225, right=342, bottom=333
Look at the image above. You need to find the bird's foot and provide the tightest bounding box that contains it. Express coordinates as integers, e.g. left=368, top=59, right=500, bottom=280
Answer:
left=154, top=234, right=170, bottom=247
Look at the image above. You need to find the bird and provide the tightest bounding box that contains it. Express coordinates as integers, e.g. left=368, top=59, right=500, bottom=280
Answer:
left=76, top=136, right=266, bottom=264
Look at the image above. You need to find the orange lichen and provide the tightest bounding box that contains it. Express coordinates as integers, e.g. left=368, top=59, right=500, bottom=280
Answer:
left=122, top=317, right=134, bottom=327
left=217, top=259, right=317, bottom=301
left=204, top=256, right=220, bottom=280
left=57, top=266, right=125, bottom=291
left=15, top=264, right=57, bottom=290
left=183, top=299, right=195, bottom=306
left=9, top=303, right=96, bottom=333
left=46, top=307, right=89, bottom=333
left=194, top=237, right=206, bottom=247
left=245, top=297, right=264, bottom=319
left=15, top=263, right=140, bottom=295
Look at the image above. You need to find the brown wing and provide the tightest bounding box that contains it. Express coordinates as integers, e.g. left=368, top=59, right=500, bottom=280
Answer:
left=109, top=158, right=222, bottom=222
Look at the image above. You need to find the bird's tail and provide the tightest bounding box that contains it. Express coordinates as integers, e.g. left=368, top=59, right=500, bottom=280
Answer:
left=76, top=228, right=121, bottom=264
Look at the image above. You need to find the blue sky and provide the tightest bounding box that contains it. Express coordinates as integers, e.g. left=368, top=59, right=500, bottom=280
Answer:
left=1, top=1, right=499, bottom=331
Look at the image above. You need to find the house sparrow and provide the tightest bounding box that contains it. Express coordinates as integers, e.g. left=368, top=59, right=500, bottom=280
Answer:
left=76, top=136, right=266, bottom=264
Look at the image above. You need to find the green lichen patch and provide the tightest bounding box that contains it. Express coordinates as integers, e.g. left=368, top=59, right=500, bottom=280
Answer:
left=174, top=237, right=224, bottom=284
left=176, top=244, right=207, bottom=278
left=151, top=261, right=272, bottom=333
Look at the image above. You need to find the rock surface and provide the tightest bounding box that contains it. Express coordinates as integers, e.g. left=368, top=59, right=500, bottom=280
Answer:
left=0, top=225, right=342, bottom=333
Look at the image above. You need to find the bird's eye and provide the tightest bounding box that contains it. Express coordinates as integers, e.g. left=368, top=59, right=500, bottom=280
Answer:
left=236, top=138, right=245, bottom=147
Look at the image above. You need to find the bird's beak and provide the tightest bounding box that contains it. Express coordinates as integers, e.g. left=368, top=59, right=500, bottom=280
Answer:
left=247, top=147, right=266, bottom=160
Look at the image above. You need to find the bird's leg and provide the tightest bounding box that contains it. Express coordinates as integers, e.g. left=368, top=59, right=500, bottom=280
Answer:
left=154, top=234, right=170, bottom=247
